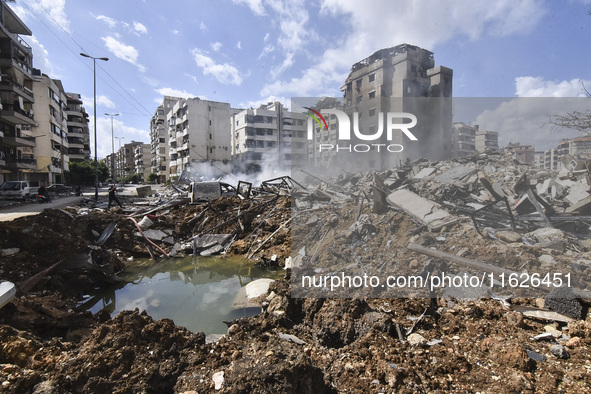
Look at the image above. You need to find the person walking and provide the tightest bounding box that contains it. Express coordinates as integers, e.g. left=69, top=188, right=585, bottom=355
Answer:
left=108, top=185, right=123, bottom=208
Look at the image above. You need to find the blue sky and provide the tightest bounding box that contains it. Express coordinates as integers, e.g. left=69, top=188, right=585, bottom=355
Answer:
left=9, top=0, right=591, bottom=157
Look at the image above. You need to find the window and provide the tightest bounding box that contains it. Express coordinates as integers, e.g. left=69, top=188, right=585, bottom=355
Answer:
left=159, top=138, right=165, bottom=143
left=369, top=91, right=376, bottom=100
left=369, top=73, right=375, bottom=82
left=209, top=120, right=212, bottom=125
left=369, top=108, right=376, bottom=117
left=209, top=133, right=212, bottom=140
left=356, top=96, right=362, bottom=104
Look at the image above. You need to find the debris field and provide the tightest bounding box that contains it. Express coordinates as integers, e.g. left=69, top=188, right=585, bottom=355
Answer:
left=1, top=152, right=591, bottom=393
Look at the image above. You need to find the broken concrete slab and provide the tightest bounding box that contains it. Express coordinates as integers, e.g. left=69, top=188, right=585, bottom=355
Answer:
left=413, top=167, right=436, bottom=179
left=565, top=195, right=591, bottom=215
left=136, top=186, right=153, bottom=197
left=135, top=229, right=168, bottom=242
left=434, top=166, right=476, bottom=184
left=193, top=234, right=234, bottom=256
left=564, top=184, right=590, bottom=205
left=387, top=189, right=454, bottom=230
left=525, top=227, right=570, bottom=252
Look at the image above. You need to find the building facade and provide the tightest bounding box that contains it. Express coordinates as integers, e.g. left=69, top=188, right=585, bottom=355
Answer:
left=475, top=130, right=499, bottom=152
left=0, top=1, right=36, bottom=183
left=231, top=101, right=307, bottom=170
left=338, top=43, right=453, bottom=171
left=150, top=96, right=178, bottom=183
left=65, top=92, right=90, bottom=163
left=505, top=142, right=535, bottom=164
left=452, top=122, right=477, bottom=158
left=167, top=97, right=232, bottom=179
left=133, top=142, right=150, bottom=181
left=30, top=72, right=69, bottom=185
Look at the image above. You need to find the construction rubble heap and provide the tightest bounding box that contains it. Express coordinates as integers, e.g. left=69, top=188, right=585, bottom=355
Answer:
left=0, top=151, right=591, bottom=392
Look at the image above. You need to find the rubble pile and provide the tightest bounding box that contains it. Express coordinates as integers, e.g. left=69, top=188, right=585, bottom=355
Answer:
left=1, top=156, right=591, bottom=392
left=292, top=151, right=591, bottom=299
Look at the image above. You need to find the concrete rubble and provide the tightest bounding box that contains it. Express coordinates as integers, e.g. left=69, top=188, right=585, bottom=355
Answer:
left=1, top=154, right=591, bottom=392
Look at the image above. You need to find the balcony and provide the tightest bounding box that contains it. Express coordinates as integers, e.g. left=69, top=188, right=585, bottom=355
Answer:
left=3, top=130, right=35, bottom=148
left=0, top=103, right=36, bottom=125
left=6, top=156, right=36, bottom=170
left=0, top=74, right=34, bottom=102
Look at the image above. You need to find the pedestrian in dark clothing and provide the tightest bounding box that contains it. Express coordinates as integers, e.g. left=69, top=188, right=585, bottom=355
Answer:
left=108, top=185, right=123, bottom=208
left=75, top=185, right=82, bottom=196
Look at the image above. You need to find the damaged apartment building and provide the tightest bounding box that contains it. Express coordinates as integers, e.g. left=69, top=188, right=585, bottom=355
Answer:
left=231, top=102, right=308, bottom=171
left=308, top=43, right=453, bottom=172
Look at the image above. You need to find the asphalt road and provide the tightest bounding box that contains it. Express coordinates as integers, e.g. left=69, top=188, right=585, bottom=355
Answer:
left=0, top=195, right=87, bottom=222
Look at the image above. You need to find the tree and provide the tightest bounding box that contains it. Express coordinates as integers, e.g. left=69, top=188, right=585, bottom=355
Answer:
left=549, top=83, right=591, bottom=134
left=66, top=160, right=109, bottom=186
left=147, top=173, right=158, bottom=184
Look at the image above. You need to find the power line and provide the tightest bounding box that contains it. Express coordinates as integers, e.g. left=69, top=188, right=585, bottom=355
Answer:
left=20, top=0, right=152, bottom=118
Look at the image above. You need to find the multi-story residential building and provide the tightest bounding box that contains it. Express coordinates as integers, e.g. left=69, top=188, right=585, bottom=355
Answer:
left=231, top=101, right=307, bottom=170
left=544, top=148, right=558, bottom=170
left=338, top=43, right=453, bottom=171
left=452, top=122, right=477, bottom=158
left=475, top=130, right=499, bottom=152
left=30, top=72, right=69, bottom=185
left=116, top=140, right=143, bottom=180
left=0, top=1, right=36, bottom=183
left=540, top=136, right=591, bottom=171
left=505, top=142, right=535, bottom=164
left=133, top=142, right=150, bottom=181
left=306, top=97, right=344, bottom=169
left=167, top=97, right=233, bottom=179
left=65, top=92, right=90, bottom=163
left=150, top=96, right=178, bottom=183
left=534, top=151, right=545, bottom=168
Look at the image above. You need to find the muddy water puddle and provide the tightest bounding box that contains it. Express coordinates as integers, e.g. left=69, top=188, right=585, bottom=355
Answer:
left=80, top=255, right=283, bottom=334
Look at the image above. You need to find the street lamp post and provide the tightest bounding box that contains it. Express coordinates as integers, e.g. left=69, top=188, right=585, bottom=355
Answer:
left=105, top=113, right=119, bottom=182
left=80, top=52, right=109, bottom=201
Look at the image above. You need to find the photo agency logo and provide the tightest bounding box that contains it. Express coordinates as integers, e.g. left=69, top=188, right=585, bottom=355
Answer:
left=304, top=107, right=418, bottom=153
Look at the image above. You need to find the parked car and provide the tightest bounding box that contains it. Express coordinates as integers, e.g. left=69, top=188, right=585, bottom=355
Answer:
left=47, top=184, right=70, bottom=194
left=0, top=181, right=37, bottom=199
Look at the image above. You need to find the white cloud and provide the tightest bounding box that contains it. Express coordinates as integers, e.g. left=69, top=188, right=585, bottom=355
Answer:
left=155, top=87, right=197, bottom=99
left=81, top=95, right=115, bottom=110
left=96, top=15, right=117, bottom=28
left=191, top=49, right=243, bottom=85
left=263, top=33, right=270, bottom=42
left=236, top=41, right=242, bottom=49
left=172, top=29, right=180, bottom=35
left=200, top=21, right=207, bottom=31
left=515, top=76, right=591, bottom=97
left=261, top=0, right=547, bottom=98
left=232, top=0, right=266, bottom=16
left=10, top=0, right=70, bottom=32
left=258, top=44, right=275, bottom=59
left=102, top=36, right=145, bottom=72
left=133, top=21, right=148, bottom=35
left=239, top=95, right=291, bottom=110
left=97, top=95, right=116, bottom=109
left=28, top=36, right=55, bottom=77
left=472, top=98, right=588, bottom=150
left=210, top=42, right=223, bottom=52
left=95, top=118, right=149, bottom=159
left=184, top=74, right=199, bottom=84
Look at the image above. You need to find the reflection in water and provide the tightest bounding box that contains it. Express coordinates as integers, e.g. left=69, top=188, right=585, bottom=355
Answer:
left=80, top=255, right=282, bottom=334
